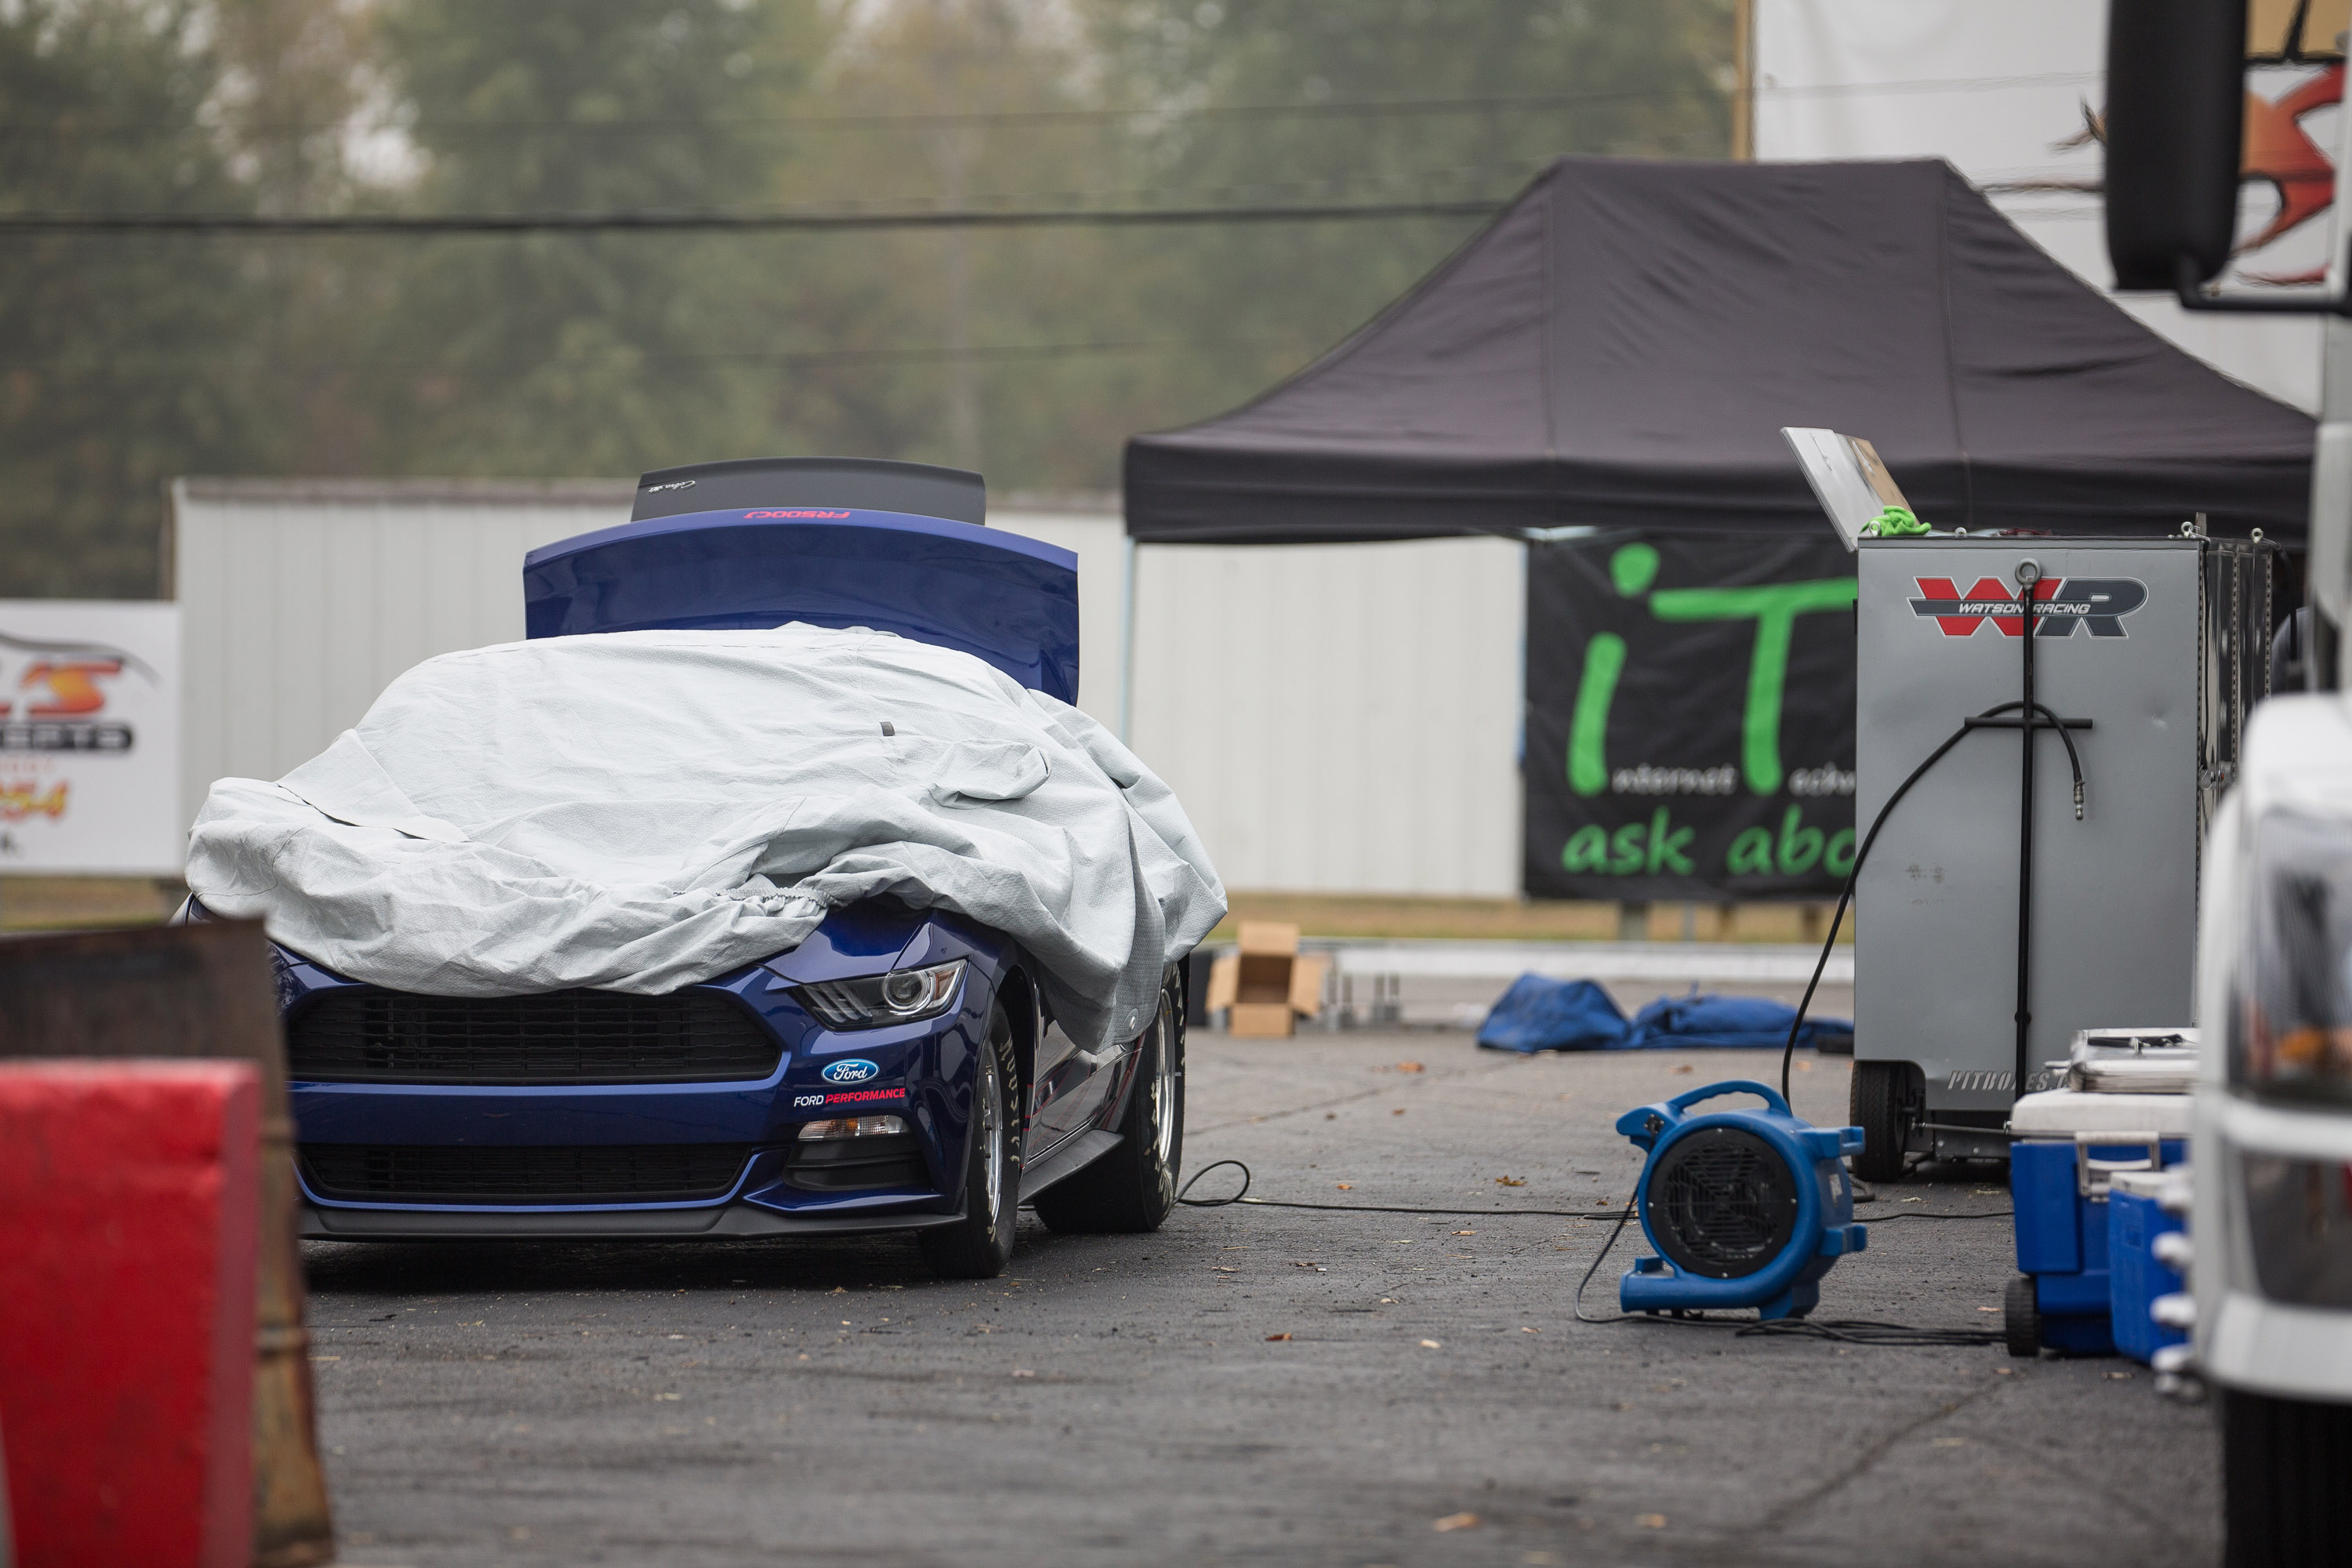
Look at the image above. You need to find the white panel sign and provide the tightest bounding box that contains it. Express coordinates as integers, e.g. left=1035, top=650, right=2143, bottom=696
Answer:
left=1755, top=0, right=2330, bottom=414
left=0, top=601, right=182, bottom=875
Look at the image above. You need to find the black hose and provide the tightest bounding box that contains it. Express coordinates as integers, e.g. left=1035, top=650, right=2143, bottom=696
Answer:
left=1777, top=717, right=1975, bottom=1102
left=1969, top=702, right=2087, bottom=818
left=1777, top=698, right=2093, bottom=1105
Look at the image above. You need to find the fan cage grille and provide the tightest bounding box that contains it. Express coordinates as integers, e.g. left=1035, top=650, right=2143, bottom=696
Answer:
left=1646, top=1125, right=1802, bottom=1280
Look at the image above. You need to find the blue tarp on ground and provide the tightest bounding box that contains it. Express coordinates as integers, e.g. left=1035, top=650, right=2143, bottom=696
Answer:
left=1474, top=974, right=1854, bottom=1054
left=1472, top=977, right=1629, bottom=1052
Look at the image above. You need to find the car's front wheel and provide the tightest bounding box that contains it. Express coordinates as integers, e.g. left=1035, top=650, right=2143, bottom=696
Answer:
left=919, top=1005, right=1020, bottom=1279
left=1033, top=982, right=1183, bottom=1234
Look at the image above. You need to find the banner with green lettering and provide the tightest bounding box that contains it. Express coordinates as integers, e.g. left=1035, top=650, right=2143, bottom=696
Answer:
left=1525, top=532, right=1857, bottom=900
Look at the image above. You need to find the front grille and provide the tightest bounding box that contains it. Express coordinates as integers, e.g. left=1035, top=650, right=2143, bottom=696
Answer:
left=1646, top=1127, right=1798, bottom=1279
left=300, top=1142, right=753, bottom=1204
left=288, top=988, right=780, bottom=1085
left=782, top=1133, right=931, bottom=1192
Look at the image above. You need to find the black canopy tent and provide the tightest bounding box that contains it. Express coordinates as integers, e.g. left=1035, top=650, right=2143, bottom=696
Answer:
left=1123, top=157, right=2313, bottom=544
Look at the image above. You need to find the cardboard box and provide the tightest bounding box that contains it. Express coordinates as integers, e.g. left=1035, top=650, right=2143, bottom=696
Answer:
left=1227, top=1002, right=1299, bottom=1037
left=1205, top=922, right=1327, bottom=1037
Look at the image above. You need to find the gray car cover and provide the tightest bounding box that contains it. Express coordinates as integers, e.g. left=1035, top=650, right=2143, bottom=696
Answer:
left=187, top=624, right=1226, bottom=1051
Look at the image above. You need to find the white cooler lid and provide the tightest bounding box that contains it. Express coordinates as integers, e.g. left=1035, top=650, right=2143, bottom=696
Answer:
left=2011, top=1088, right=2193, bottom=1137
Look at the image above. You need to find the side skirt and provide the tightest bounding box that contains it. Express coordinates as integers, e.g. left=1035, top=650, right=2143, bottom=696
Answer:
left=1016, top=1128, right=1123, bottom=1206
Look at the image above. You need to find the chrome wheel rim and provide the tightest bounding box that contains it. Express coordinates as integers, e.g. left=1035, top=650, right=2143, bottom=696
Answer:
left=1149, top=1013, right=1178, bottom=1169
left=980, top=1047, right=1005, bottom=1222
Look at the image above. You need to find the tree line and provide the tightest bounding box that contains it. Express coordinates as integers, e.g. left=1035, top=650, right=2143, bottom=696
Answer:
left=1, top=0, right=1729, bottom=597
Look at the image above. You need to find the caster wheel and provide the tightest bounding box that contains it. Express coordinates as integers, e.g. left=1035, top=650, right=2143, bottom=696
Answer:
left=2003, top=1273, right=2040, bottom=1358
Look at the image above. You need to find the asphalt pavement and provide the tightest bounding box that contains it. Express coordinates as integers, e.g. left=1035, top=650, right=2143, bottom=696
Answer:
left=303, top=1029, right=2218, bottom=1567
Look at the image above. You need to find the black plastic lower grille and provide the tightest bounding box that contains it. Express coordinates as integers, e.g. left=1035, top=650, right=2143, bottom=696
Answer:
left=287, top=988, right=780, bottom=1085
left=782, top=1133, right=930, bottom=1192
left=300, top=1143, right=754, bottom=1204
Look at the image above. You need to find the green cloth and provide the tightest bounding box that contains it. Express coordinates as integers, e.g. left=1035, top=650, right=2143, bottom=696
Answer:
left=1861, top=505, right=1929, bottom=537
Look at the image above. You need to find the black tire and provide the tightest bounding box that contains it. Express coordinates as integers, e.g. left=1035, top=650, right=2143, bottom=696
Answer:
left=2224, top=1388, right=2352, bottom=1566
left=2002, top=1274, right=2040, bottom=1358
left=1032, top=984, right=1185, bottom=1234
left=1849, top=1060, right=1916, bottom=1184
left=919, top=1005, right=1021, bottom=1279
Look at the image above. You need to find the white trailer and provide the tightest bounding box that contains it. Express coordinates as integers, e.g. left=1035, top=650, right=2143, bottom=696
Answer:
left=2103, top=3, right=2352, bottom=1556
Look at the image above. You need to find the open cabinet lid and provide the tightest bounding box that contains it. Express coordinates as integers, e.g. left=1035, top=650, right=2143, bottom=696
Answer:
left=1781, top=426, right=1916, bottom=550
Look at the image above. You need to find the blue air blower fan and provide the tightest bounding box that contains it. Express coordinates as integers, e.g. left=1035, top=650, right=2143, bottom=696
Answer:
left=1614, top=1081, right=1868, bottom=1319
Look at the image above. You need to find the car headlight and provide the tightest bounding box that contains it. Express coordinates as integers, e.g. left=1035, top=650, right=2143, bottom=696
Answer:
left=793, top=959, right=967, bottom=1030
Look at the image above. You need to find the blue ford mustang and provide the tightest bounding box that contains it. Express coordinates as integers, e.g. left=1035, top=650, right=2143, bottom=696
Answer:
left=225, top=457, right=1191, bottom=1279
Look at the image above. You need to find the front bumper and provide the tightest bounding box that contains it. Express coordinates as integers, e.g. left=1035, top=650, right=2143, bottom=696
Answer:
left=281, top=911, right=1010, bottom=1237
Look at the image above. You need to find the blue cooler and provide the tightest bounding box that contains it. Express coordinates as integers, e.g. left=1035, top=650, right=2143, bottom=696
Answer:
left=2106, top=1167, right=2189, bottom=1364
left=2005, top=1087, right=2190, bottom=1356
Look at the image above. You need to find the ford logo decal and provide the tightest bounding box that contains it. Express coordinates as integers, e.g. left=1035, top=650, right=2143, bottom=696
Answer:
left=822, top=1058, right=880, bottom=1086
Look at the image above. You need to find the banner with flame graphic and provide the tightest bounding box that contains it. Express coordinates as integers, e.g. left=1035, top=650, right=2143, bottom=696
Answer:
left=0, top=602, right=181, bottom=874
left=1757, top=0, right=2342, bottom=416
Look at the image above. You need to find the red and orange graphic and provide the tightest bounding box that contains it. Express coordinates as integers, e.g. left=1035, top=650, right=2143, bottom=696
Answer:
left=3, top=659, right=125, bottom=718
left=2239, top=63, right=2344, bottom=278
left=0, top=780, right=68, bottom=821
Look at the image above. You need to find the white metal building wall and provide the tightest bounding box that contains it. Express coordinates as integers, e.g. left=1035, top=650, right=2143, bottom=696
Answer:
left=171, top=485, right=1137, bottom=827
left=1127, top=535, right=1524, bottom=897
left=172, top=478, right=633, bottom=826
left=171, top=481, right=1526, bottom=896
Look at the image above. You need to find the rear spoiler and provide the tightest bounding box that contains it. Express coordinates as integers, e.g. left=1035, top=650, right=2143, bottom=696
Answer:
left=631, top=456, right=985, bottom=527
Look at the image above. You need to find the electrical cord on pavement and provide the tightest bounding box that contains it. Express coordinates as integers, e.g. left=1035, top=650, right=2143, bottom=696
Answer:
left=1178, top=1160, right=2008, bottom=1224
left=1176, top=1160, right=1630, bottom=1219
left=1733, top=1316, right=2005, bottom=1347
left=1779, top=699, right=2090, bottom=1104
left=1566, top=1185, right=2005, bottom=1343
left=1572, top=1202, right=1645, bottom=1323
left=1181, top=1160, right=2010, bottom=1338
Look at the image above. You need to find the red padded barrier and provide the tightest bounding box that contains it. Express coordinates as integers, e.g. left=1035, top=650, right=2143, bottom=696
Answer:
left=0, top=1061, right=261, bottom=1568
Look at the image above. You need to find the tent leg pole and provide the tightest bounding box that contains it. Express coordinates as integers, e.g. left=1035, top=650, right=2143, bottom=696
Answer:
left=1119, top=535, right=1138, bottom=746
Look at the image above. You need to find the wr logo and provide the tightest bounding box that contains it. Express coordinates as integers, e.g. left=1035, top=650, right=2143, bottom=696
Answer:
left=1907, top=576, right=2147, bottom=638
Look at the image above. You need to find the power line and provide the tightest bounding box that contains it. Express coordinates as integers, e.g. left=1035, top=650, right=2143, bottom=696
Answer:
left=0, top=198, right=1505, bottom=235
left=0, top=69, right=2092, bottom=141
left=653, top=336, right=1307, bottom=365
left=0, top=336, right=1308, bottom=372
left=0, top=82, right=1733, bottom=140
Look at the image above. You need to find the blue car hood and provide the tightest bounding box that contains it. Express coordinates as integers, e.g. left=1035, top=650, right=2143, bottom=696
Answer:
left=757, top=902, right=930, bottom=985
